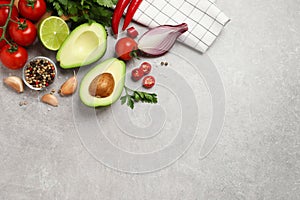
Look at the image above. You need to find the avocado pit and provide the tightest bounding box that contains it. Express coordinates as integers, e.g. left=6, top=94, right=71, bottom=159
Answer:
left=88, top=73, right=115, bottom=98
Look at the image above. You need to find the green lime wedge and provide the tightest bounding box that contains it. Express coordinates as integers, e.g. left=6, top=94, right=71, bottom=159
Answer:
left=38, top=16, right=70, bottom=51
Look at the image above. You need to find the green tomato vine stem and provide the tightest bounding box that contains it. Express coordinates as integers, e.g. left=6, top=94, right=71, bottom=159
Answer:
left=0, top=1, right=15, bottom=46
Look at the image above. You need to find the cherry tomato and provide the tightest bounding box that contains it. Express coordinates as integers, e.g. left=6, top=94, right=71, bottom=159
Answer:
left=0, top=27, right=8, bottom=49
left=115, top=37, right=138, bottom=61
left=131, top=68, right=144, bottom=81
left=0, top=1, right=18, bottom=26
left=18, top=0, right=46, bottom=21
left=142, top=76, right=155, bottom=89
left=0, top=44, right=28, bottom=70
left=8, top=18, right=37, bottom=47
left=139, top=62, right=152, bottom=75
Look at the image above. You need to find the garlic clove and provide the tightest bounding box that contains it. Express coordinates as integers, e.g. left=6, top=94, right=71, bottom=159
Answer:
left=58, top=73, right=78, bottom=96
left=3, top=76, right=24, bottom=93
left=41, top=93, right=58, bottom=107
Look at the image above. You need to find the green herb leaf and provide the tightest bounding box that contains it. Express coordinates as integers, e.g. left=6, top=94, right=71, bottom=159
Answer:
left=120, top=86, right=158, bottom=109
left=120, top=96, right=127, bottom=105
left=46, top=0, right=116, bottom=27
left=95, top=0, right=115, bottom=7
left=136, top=91, right=144, bottom=99
left=127, top=97, right=134, bottom=109
left=133, top=92, right=140, bottom=102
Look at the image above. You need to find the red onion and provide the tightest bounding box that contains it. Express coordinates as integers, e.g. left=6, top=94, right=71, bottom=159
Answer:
left=138, top=23, right=188, bottom=57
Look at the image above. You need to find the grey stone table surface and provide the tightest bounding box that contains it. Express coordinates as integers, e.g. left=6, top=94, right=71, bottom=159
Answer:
left=0, top=0, right=299, bottom=199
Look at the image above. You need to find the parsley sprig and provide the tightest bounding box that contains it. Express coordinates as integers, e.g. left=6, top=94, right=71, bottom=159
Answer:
left=120, top=86, right=158, bottom=109
left=46, top=0, right=118, bottom=27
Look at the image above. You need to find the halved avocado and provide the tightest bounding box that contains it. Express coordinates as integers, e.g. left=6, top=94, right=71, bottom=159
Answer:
left=79, top=58, right=126, bottom=107
left=57, top=23, right=107, bottom=69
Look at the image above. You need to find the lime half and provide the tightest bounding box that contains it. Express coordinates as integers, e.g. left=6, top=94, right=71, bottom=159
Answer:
left=38, top=16, right=70, bottom=51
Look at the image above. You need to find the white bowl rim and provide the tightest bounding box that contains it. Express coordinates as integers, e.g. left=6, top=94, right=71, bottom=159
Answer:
left=22, top=56, right=57, bottom=91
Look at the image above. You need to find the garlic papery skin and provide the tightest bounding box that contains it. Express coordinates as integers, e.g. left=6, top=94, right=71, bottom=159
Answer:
left=3, top=76, right=24, bottom=93
left=41, top=93, right=58, bottom=107
left=58, top=75, right=78, bottom=96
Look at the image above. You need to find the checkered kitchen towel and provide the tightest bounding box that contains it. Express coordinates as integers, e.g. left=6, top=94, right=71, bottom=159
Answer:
left=132, top=0, right=230, bottom=53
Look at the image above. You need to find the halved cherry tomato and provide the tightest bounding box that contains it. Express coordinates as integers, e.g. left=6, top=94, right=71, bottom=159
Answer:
left=8, top=18, right=37, bottom=47
left=142, top=76, right=155, bottom=89
left=115, top=37, right=138, bottom=61
left=139, top=62, right=152, bottom=75
left=0, top=1, right=18, bottom=26
left=131, top=68, right=144, bottom=81
left=0, top=44, right=28, bottom=70
left=18, top=0, right=46, bottom=21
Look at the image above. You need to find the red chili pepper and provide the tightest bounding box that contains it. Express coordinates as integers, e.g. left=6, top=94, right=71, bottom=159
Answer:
left=122, top=0, right=143, bottom=31
left=111, top=0, right=132, bottom=36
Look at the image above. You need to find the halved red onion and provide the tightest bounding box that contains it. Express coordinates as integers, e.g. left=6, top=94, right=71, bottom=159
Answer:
left=138, top=23, right=188, bottom=57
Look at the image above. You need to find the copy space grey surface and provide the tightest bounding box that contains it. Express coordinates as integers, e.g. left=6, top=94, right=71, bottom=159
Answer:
left=0, top=0, right=299, bottom=199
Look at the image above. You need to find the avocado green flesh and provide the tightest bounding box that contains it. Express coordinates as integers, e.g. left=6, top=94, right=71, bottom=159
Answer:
left=79, top=58, right=126, bottom=107
left=57, top=23, right=107, bottom=69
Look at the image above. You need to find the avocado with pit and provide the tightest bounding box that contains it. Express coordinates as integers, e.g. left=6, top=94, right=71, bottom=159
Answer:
left=57, top=23, right=107, bottom=69
left=79, top=58, right=126, bottom=107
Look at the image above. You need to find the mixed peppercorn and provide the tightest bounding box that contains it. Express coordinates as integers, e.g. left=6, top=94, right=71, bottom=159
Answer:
left=24, top=57, right=56, bottom=89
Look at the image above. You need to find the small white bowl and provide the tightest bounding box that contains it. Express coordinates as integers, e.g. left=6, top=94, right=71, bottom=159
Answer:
left=22, top=56, right=57, bottom=91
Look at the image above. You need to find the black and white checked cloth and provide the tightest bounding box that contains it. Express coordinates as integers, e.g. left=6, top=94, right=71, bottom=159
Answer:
left=132, top=0, right=230, bottom=53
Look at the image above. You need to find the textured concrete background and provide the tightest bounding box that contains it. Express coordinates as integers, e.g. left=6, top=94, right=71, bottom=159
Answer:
left=0, top=0, right=300, bottom=199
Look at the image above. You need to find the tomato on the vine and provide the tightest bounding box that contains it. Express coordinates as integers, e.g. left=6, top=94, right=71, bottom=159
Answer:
left=115, top=37, right=138, bottom=61
left=0, top=1, right=18, bottom=26
left=18, top=0, right=46, bottom=21
left=0, top=44, right=28, bottom=70
left=8, top=18, right=37, bottom=47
